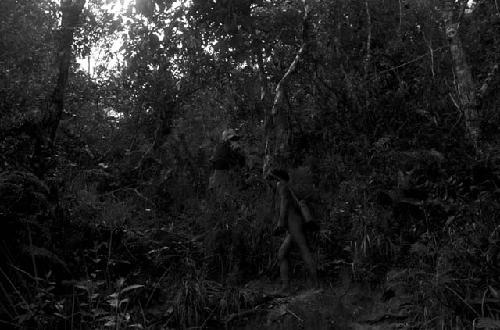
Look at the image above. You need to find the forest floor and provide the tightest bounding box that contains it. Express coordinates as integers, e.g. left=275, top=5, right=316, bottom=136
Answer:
left=224, top=268, right=413, bottom=330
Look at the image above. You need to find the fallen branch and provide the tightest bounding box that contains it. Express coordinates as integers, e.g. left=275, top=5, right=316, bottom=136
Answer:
left=377, top=46, right=447, bottom=76
left=445, top=284, right=480, bottom=317
left=286, top=308, right=304, bottom=323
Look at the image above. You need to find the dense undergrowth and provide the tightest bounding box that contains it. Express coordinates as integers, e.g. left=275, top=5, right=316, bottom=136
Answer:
left=2, top=132, right=500, bottom=329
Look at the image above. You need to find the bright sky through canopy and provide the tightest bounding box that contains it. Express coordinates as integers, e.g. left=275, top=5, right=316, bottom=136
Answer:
left=76, top=0, right=184, bottom=77
left=76, top=0, right=132, bottom=75
left=75, top=0, right=475, bottom=77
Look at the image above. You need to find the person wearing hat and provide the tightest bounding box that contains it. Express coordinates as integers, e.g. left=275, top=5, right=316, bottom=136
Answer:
left=208, top=129, right=245, bottom=195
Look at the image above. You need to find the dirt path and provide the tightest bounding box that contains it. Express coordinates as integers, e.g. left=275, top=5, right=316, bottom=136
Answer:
left=226, top=270, right=412, bottom=330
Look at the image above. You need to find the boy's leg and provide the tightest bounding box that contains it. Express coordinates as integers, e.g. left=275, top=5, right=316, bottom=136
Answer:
left=278, top=234, right=293, bottom=292
left=289, top=221, right=318, bottom=288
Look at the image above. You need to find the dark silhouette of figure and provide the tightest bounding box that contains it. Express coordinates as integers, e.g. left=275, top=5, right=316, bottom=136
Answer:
left=269, top=169, right=318, bottom=294
left=209, top=129, right=245, bottom=195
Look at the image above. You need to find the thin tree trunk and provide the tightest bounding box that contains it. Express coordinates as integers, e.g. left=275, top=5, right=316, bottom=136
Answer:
left=256, top=45, right=269, bottom=121
left=334, top=11, right=342, bottom=58
left=257, top=51, right=267, bottom=104
left=398, top=0, right=403, bottom=36
left=364, top=0, right=371, bottom=77
left=443, top=0, right=479, bottom=146
left=45, top=0, right=86, bottom=142
left=478, top=64, right=499, bottom=100
left=422, top=32, right=435, bottom=78
left=263, top=0, right=312, bottom=173
left=364, top=0, right=372, bottom=109
left=33, top=0, right=85, bottom=176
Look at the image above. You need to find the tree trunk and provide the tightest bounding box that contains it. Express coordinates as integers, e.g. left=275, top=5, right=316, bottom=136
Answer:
left=46, top=0, right=86, bottom=141
left=364, top=0, right=371, bottom=110
left=33, top=0, right=85, bottom=176
left=398, top=0, right=403, bottom=36
left=263, top=0, right=312, bottom=174
left=443, top=0, right=479, bottom=146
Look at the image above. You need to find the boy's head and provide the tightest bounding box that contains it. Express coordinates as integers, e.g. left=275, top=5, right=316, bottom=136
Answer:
left=269, top=169, right=289, bottom=182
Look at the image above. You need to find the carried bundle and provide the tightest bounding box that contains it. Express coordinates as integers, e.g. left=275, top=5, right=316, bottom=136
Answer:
left=287, top=186, right=320, bottom=232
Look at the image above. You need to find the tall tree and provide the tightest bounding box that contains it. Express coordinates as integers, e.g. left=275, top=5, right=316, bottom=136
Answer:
left=263, top=0, right=313, bottom=173
left=35, top=0, right=86, bottom=176
left=442, top=0, right=479, bottom=147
